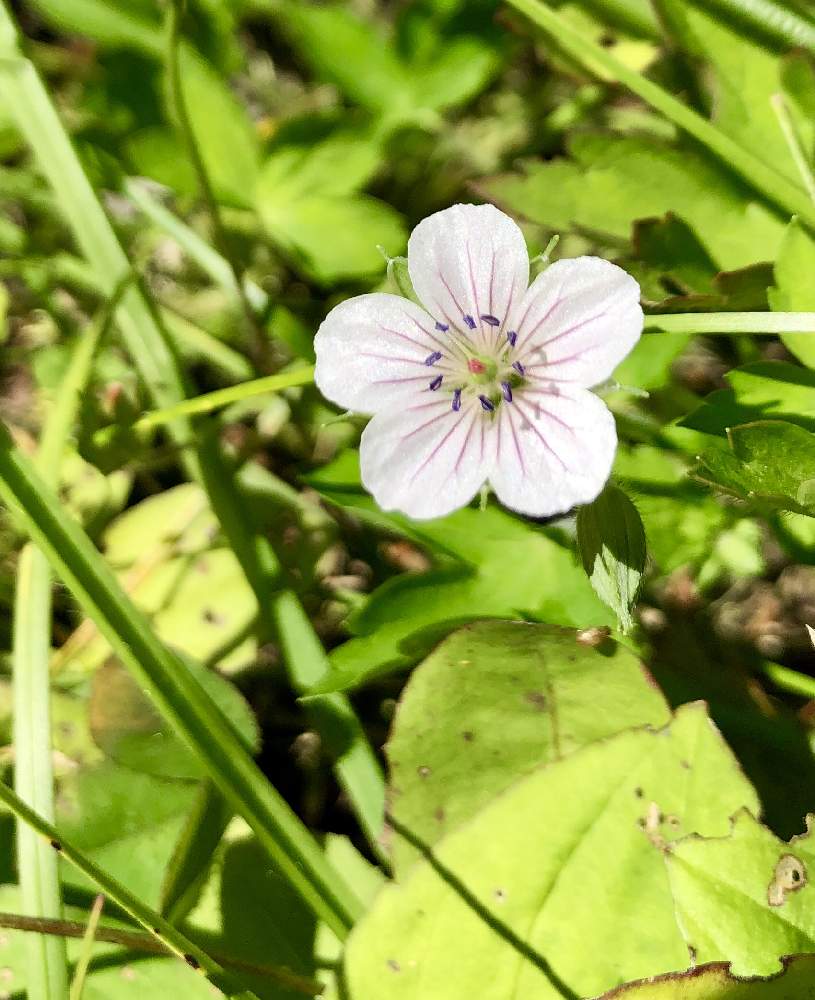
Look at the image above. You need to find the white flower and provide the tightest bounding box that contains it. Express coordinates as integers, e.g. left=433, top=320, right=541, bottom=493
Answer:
left=314, top=203, right=643, bottom=520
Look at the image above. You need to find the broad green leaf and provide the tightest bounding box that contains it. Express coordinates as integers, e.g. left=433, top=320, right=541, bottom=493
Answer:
left=595, top=955, right=815, bottom=998
left=177, top=47, right=260, bottom=208
left=261, top=131, right=384, bottom=199
left=306, top=454, right=614, bottom=692
left=694, top=421, right=815, bottom=517
left=668, top=810, right=815, bottom=976
left=55, top=762, right=199, bottom=907
left=477, top=133, right=786, bottom=271
left=89, top=656, right=259, bottom=780
left=683, top=362, right=815, bottom=438
left=331, top=704, right=759, bottom=1000
left=386, top=621, right=670, bottom=875
left=257, top=190, right=406, bottom=283
left=769, top=218, right=815, bottom=369
left=577, top=483, right=647, bottom=632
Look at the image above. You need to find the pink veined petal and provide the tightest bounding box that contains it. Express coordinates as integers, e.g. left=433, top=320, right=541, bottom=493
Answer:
left=313, top=292, right=454, bottom=414
left=359, top=397, right=488, bottom=519
left=489, top=386, right=616, bottom=517
left=407, top=203, right=529, bottom=343
left=509, top=257, right=643, bottom=388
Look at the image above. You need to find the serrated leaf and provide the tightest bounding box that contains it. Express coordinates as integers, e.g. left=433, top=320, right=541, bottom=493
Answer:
left=577, top=483, right=647, bottom=632
left=386, top=620, right=670, bottom=875
left=668, top=811, right=815, bottom=977
left=330, top=704, right=759, bottom=1000
left=694, top=421, right=815, bottom=517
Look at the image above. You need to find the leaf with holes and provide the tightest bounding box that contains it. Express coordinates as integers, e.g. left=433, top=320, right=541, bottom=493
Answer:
left=668, top=810, right=815, bottom=977
left=387, top=620, right=670, bottom=876
left=331, top=704, right=759, bottom=1000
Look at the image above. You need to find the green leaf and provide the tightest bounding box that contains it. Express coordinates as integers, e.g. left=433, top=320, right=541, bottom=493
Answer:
left=55, top=762, right=199, bottom=908
left=386, top=620, right=670, bottom=875
left=27, top=0, right=162, bottom=55
left=89, top=657, right=259, bottom=780
left=257, top=190, right=406, bottom=283
left=274, top=3, right=413, bottom=114
left=176, top=47, right=260, bottom=207
left=683, top=362, right=815, bottom=437
left=306, top=454, right=614, bottom=692
left=332, top=704, right=759, bottom=1000
left=477, top=132, right=786, bottom=272
left=668, top=810, right=815, bottom=976
left=595, top=955, right=815, bottom=998
left=769, top=218, right=815, bottom=369
left=694, top=421, right=815, bottom=517
left=577, top=483, right=647, bottom=632
left=261, top=131, right=384, bottom=199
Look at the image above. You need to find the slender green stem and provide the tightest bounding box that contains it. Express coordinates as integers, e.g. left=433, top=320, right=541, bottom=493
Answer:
left=136, top=366, right=316, bottom=428
left=68, top=894, right=104, bottom=1000
left=758, top=660, right=815, bottom=701
left=0, top=422, right=364, bottom=937
left=0, top=912, right=322, bottom=995
left=0, top=780, right=259, bottom=1000
left=504, top=0, right=815, bottom=229
left=644, top=311, right=815, bottom=333
left=164, top=0, right=266, bottom=365
left=770, top=93, right=815, bottom=204
left=683, top=0, right=815, bottom=53
left=12, top=280, right=129, bottom=1000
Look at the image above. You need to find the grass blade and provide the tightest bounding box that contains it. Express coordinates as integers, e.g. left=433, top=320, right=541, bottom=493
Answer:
left=504, top=0, right=815, bottom=229
left=68, top=894, right=104, bottom=1000
left=12, top=283, right=128, bottom=1000
left=0, top=420, right=363, bottom=937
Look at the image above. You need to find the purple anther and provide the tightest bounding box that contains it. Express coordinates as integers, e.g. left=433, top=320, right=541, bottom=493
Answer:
left=424, top=351, right=443, bottom=366
left=507, top=330, right=518, bottom=347
left=429, top=374, right=443, bottom=391
left=452, top=388, right=462, bottom=412
left=512, top=361, right=525, bottom=376
left=435, top=321, right=449, bottom=332
left=463, top=314, right=477, bottom=330
left=501, top=381, right=513, bottom=402
left=481, top=314, right=500, bottom=327
left=479, top=395, right=495, bottom=412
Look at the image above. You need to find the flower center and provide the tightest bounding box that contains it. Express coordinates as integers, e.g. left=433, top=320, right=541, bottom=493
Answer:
left=424, top=317, right=525, bottom=415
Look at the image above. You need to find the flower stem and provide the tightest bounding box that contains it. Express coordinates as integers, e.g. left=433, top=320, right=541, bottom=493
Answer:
left=758, top=660, right=815, bottom=701
left=505, top=0, right=815, bottom=230
left=644, top=311, right=815, bottom=334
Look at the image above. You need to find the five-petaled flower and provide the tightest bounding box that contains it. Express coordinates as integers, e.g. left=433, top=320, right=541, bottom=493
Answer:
left=314, top=203, right=643, bottom=520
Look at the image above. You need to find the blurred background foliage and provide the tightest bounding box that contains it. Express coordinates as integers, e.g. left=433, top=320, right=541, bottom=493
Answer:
left=3, top=0, right=815, bottom=996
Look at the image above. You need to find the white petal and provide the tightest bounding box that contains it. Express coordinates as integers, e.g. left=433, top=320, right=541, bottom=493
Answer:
left=359, top=397, right=488, bottom=519
left=407, top=203, right=529, bottom=343
left=489, top=386, right=616, bottom=517
left=510, top=257, right=643, bottom=387
left=314, top=293, right=451, bottom=414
